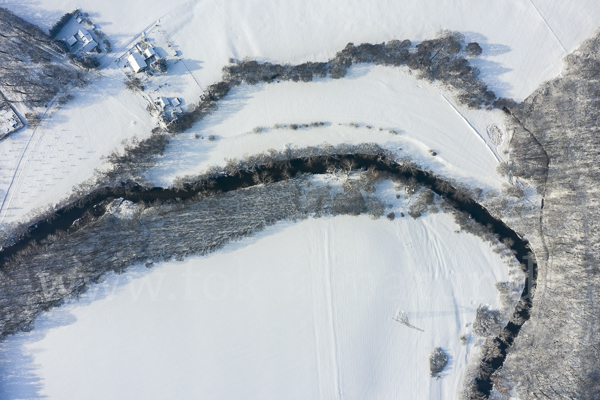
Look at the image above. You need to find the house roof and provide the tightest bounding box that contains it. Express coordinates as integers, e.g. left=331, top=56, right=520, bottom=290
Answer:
left=170, top=97, right=181, bottom=106
left=156, top=97, right=169, bottom=108
left=81, top=39, right=98, bottom=53
left=78, top=29, right=93, bottom=43
left=143, top=47, right=156, bottom=59
left=66, top=36, right=77, bottom=46
left=128, top=52, right=147, bottom=73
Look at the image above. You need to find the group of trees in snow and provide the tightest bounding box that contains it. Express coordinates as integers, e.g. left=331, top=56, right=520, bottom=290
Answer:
left=0, top=166, right=389, bottom=339
left=0, top=7, right=88, bottom=109
left=162, top=31, right=492, bottom=134
left=221, top=31, right=493, bottom=108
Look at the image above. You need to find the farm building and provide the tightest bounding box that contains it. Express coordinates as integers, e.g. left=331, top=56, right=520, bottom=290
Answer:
left=76, top=28, right=98, bottom=52
left=81, top=39, right=98, bottom=53
left=128, top=52, right=147, bottom=73
left=143, top=47, right=156, bottom=59
left=0, top=104, right=24, bottom=139
left=77, top=29, right=93, bottom=43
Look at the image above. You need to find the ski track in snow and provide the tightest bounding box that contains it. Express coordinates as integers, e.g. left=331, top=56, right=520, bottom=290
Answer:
left=528, top=0, right=567, bottom=53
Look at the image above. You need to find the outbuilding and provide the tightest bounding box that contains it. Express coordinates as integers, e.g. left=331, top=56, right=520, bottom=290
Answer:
left=143, top=47, right=156, bottom=59
left=155, top=97, right=169, bottom=109
left=66, top=36, right=77, bottom=46
left=81, top=39, right=98, bottom=53
left=77, top=29, right=93, bottom=43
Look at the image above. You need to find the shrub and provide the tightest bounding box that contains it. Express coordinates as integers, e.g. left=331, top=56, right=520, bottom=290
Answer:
left=208, top=135, right=216, bottom=141
left=124, top=76, right=144, bottom=92
left=71, top=55, right=100, bottom=70
left=430, top=347, right=449, bottom=377
left=472, top=305, right=503, bottom=337
left=57, top=94, right=74, bottom=105
left=386, top=212, right=395, bottom=221
left=25, top=112, right=41, bottom=128
left=151, top=58, right=168, bottom=73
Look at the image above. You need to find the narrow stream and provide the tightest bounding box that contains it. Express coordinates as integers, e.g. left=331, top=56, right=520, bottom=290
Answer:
left=0, top=154, right=536, bottom=397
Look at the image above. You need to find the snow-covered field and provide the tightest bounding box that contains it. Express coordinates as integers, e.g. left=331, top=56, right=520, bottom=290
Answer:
left=0, top=213, right=514, bottom=399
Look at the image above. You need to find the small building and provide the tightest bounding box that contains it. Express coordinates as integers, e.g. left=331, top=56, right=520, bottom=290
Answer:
left=170, top=97, right=180, bottom=107
left=66, top=36, right=77, bottom=46
left=81, top=39, right=98, bottom=53
left=128, top=52, right=147, bottom=73
left=155, top=97, right=169, bottom=109
left=143, top=47, right=156, bottom=59
left=77, top=29, right=93, bottom=43
left=0, top=104, right=24, bottom=139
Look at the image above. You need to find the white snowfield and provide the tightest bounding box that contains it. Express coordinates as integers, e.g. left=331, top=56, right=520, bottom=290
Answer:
left=0, top=213, right=512, bottom=400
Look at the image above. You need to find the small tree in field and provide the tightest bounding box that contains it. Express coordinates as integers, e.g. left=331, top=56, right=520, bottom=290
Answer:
left=124, top=76, right=144, bottom=92
left=466, top=42, right=483, bottom=57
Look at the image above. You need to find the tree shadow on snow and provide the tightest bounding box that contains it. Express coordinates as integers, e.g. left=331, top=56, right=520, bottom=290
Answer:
left=461, top=32, right=513, bottom=98
left=0, top=219, right=301, bottom=398
left=0, top=263, right=159, bottom=399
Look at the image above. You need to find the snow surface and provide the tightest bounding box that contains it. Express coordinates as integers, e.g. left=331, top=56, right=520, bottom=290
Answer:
left=0, top=212, right=512, bottom=400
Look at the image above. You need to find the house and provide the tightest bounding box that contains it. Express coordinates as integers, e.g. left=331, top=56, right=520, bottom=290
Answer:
left=128, top=52, right=147, bottom=73
left=66, top=36, right=77, bottom=46
left=143, top=47, right=156, bottom=59
left=155, top=97, right=169, bottom=109
left=0, top=105, right=24, bottom=139
left=81, top=39, right=98, bottom=53
left=77, top=29, right=93, bottom=43
left=170, top=97, right=181, bottom=107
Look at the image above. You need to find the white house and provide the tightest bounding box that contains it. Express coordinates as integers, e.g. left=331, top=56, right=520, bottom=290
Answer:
left=170, top=97, right=181, bottom=107
left=143, top=47, right=156, bottom=59
left=66, top=36, right=77, bottom=46
left=128, top=52, right=147, bottom=73
left=77, top=29, right=93, bottom=43
left=81, top=39, right=98, bottom=53
left=155, top=97, right=169, bottom=109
